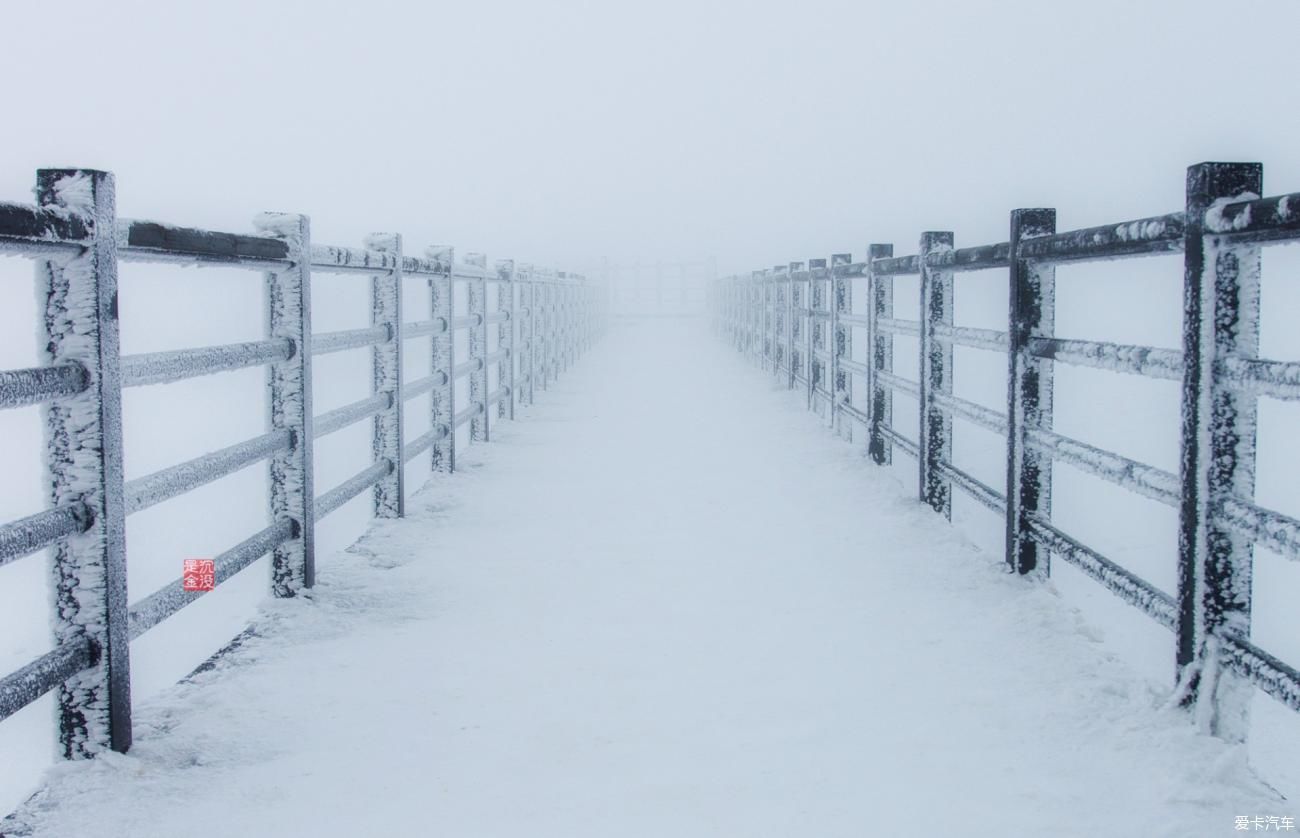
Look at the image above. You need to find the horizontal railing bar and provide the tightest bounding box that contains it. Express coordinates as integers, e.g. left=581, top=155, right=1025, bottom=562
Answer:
left=117, top=219, right=290, bottom=268
left=839, top=313, right=871, bottom=327
left=838, top=358, right=870, bottom=375
left=121, top=339, right=293, bottom=387
left=402, top=318, right=447, bottom=339
left=1018, top=212, right=1186, bottom=264
left=127, top=519, right=295, bottom=640
left=454, top=402, right=484, bottom=428
left=487, top=387, right=509, bottom=406
left=1220, top=632, right=1300, bottom=713
left=934, top=324, right=1009, bottom=352
left=1206, top=191, right=1300, bottom=245
left=876, top=317, right=921, bottom=337
left=1026, top=427, right=1179, bottom=506
left=402, top=372, right=449, bottom=401
left=449, top=264, right=489, bottom=279
left=1025, top=513, right=1177, bottom=630
left=0, top=201, right=89, bottom=245
left=0, top=237, right=83, bottom=257
left=936, top=460, right=1006, bottom=513
left=1220, top=495, right=1300, bottom=562
left=403, top=425, right=449, bottom=463
left=881, top=424, right=920, bottom=458
left=1029, top=337, right=1183, bottom=380
left=839, top=402, right=871, bottom=425
left=451, top=314, right=483, bottom=329
left=315, top=459, right=393, bottom=520
left=485, top=311, right=510, bottom=324
left=925, top=241, right=1010, bottom=272
left=311, top=325, right=391, bottom=356
left=0, top=362, right=88, bottom=409
left=309, top=244, right=399, bottom=275
left=485, top=348, right=510, bottom=364
left=831, top=262, right=869, bottom=279
left=453, top=358, right=483, bottom=378
left=125, top=430, right=293, bottom=515
left=932, top=391, right=1008, bottom=434
left=870, top=254, right=921, bottom=276
left=314, top=393, right=392, bottom=439
left=0, top=503, right=93, bottom=567
left=876, top=370, right=921, bottom=398
left=401, top=255, right=444, bottom=276
left=0, top=637, right=94, bottom=723
left=1220, top=356, right=1300, bottom=401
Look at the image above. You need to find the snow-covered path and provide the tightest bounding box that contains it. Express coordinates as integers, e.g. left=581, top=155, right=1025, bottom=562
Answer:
left=12, top=320, right=1280, bottom=837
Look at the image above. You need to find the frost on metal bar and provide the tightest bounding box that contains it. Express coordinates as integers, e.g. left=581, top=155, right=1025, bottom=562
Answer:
left=126, top=519, right=295, bottom=640
left=0, top=201, right=89, bottom=247
left=117, top=219, right=289, bottom=268
left=0, top=363, right=88, bottom=409
left=1017, top=211, right=1185, bottom=264
left=403, top=425, right=449, bottom=463
left=934, top=324, right=1009, bottom=353
left=1205, top=191, right=1300, bottom=245
left=454, top=401, right=484, bottom=428
left=932, top=391, right=1007, bottom=435
left=402, top=372, right=448, bottom=402
left=427, top=245, right=455, bottom=472
left=454, top=358, right=483, bottom=379
left=124, top=430, right=293, bottom=515
left=0, top=503, right=93, bottom=567
left=37, top=169, right=132, bottom=757
left=1220, top=633, right=1300, bottom=713
left=495, top=260, right=516, bottom=420
left=257, top=211, right=314, bottom=595
left=1025, top=513, right=1177, bottom=630
left=121, top=339, right=293, bottom=387
left=366, top=233, right=403, bottom=519
left=402, top=318, right=447, bottom=339
left=309, top=243, right=399, bottom=274
left=1220, top=357, right=1300, bottom=401
left=881, top=425, right=920, bottom=458
left=314, top=393, right=392, bottom=439
left=925, top=241, right=1010, bottom=272
left=1220, top=495, right=1300, bottom=563
left=918, top=231, right=954, bottom=519
left=1028, top=337, right=1184, bottom=381
left=311, top=325, right=390, bottom=356
left=867, top=243, right=894, bottom=465
left=1026, top=426, right=1178, bottom=506
left=876, top=317, right=920, bottom=337
left=936, top=460, right=1006, bottom=513
left=875, top=370, right=920, bottom=398
left=315, top=459, right=393, bottom=520
left=0, top=638, right=94, bottom=724
left=870, top=253, right=920, bottom=276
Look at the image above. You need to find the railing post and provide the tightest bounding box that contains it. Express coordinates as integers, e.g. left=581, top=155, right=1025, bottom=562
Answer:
left=918, top=231, right=954, bottom=518
left=428, top=246, right=455, bottom=472
left=496, top=259, right=516, bottom=420
left=1177, top=161, right=1263, bottom=741
left=786, top=262, right=800, bottom=389
left=367, top=233, right=403, bottom=517
left=258, top=212, right=315, bottom=596
left=831, top=252, right=853, bottom=435
left=36, top=168, right=132, bottom=757
left=806, top=258, right=825, bottom=410
left=1005, top=209, right=1057, bottom=575
left=525, top=265, right=536, bottom=404
left=867, top=243, right=893, bottom=465
left=771, top=266, right=787, bottom=377
left=467, top=252, right=489, bottom=442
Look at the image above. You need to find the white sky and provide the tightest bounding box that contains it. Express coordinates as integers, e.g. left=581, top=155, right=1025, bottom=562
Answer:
left=4, top=0, right=1299, bottom=274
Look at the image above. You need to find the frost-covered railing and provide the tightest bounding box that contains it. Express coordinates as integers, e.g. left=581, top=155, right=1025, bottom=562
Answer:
left=710, top=161, right=1300, bottom=744
left=0, top=168, right=605, bottom=759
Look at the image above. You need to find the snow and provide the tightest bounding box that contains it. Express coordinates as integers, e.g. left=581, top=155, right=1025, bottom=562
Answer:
left=5, top=318, right=1286, bottom=837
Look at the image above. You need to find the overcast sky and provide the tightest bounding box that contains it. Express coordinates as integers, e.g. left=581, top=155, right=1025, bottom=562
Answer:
left=3, top=0, right=1298, bottom=274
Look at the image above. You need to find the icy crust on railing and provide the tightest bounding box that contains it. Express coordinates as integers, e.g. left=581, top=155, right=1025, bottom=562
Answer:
left=310, top=243, right=399, bottom=274
left=124, top=430, right=293, bottom=515
left=1221, top=496, right=1300, bottom=562
left=925, top=242, right=1011, bottom=271
left=117, top=219, right=289, bottom=265
left=935, top=324, right=1008, bottom=352
left=0, top=201, right=89, bottom=246
left=315, top=460, right=392, bottom=520
left=314, top=393, right=392, bottom=439
left=0, top=504, right=92, bottom=566
left=1018, top=212, right=1186, bottom=262
left=121, top=340, right=293, bottom=388
left=0, top=640, right=94, bottom=723
left=1029, top=337, right=1185, bottom=380
left=1220, top=633, right=1300, bottom=713
left=1218, top=357, right=1300, bottom=401
left=1026, top=427, right=1179, bottom=505
left=932, top=391, right=1007, bottom=434
left=0, top=363, right=89, bottom=409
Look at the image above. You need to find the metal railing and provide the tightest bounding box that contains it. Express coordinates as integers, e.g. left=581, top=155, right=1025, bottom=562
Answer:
left=0, top=167, right=607, bottom=759
left=710, top=161, right=1300, bottom=743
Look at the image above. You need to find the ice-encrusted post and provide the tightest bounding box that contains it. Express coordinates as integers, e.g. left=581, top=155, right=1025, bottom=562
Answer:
left=807, top=258, right=825, bottom=410
left=259, top=212, right=315, bottom=596
left=750, top=270, right=762, bottom=362
left=367, top=233, right=403, bottom=517
left=524, top=264, right=536, bottom=405
left=1005, top=209, right=1057, bottom=575
left=428, top=246, right=455, bottom=471
left=831, top=252, right=853, bottom=435
left=867, top=244, right=893, bottom=465
left=496, top=259, right=515, bottom=420
left=786, top=262, right=800, bottom=389
left=918, top=231, right=954, bottom=519
left=467, top=252, right=489, bottom=442
left=771, top=266, right=787, bottom=377
left=36, top=169, right=132, bottom=757
left=1176, top=162, right=1263, bottom=741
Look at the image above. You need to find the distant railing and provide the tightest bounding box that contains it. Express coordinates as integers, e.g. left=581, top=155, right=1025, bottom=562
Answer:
left=710, top=161, right=1300, bottom=743
left=0, top=168, right=607, bottom=758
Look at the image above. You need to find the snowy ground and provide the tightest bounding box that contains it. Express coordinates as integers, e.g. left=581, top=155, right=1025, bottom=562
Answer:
left=5, top=319, right=1288, bottom=837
